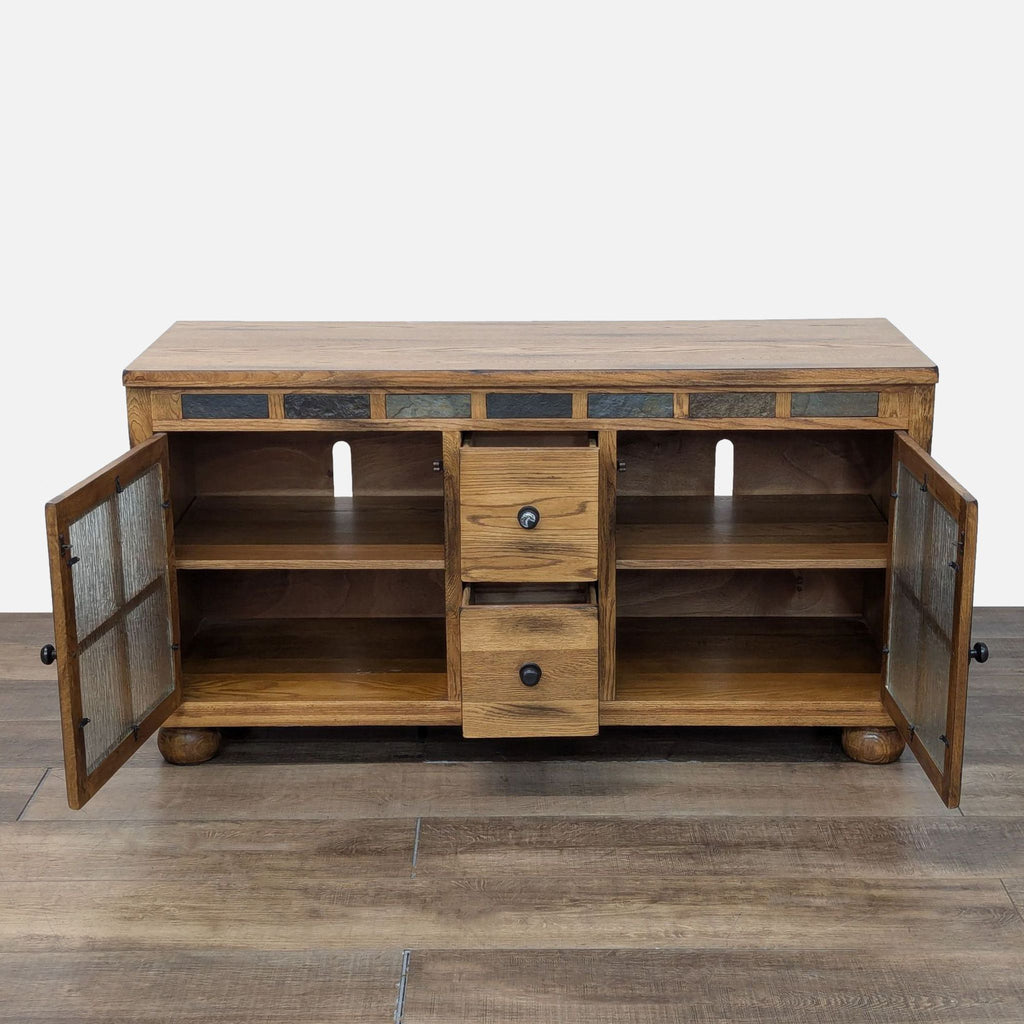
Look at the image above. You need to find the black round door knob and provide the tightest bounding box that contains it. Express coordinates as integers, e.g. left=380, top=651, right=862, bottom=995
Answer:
left=40, top=644, right=57, bottom=666
left=519, top=663, right=542, bottom=687
left=969, top=641, right=989, bottom=664
left=517, top=505, right=540, bottom=530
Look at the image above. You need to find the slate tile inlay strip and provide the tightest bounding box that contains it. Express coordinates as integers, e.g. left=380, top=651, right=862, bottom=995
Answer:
left=486, top=393, right=573, bottom=418
left=588, top=393, right=674, bottom=418
left=790, top=391, right=880, bottom=417
left=284, top=394, right=371, bottom=419
left=182, top=393, right=270, bottom=419
left=386, top=394, right=472, bottom=419
left=689, top=392, right=776, bottom=418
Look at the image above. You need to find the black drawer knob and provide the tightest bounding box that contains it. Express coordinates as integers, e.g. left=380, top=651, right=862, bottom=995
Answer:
left=517, top=505, right=540, bottom=530
left=519, top=663, right=542, bottom=687
left=40, top=643, right=57, bottom=666
left=969, top=641, right=989, bottom=664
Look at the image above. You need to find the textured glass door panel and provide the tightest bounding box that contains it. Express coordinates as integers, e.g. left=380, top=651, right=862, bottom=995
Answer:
left=882, top=432, right=978, bottom=808
left=68, top=499, right=119, bottom=638
left=77, top=626, right=129, bottom=773
left=46, top=436, right=181, bottom=808
left=886, top=462, right=959, bottom=767
left=117, top=465, right=167, bottom=601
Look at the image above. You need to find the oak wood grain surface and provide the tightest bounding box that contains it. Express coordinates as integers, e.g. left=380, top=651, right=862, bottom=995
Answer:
left=174, top=494, right=445, bottom=569
left=0, top=609, right=1021, bottom=1022
left=616, top=493, right=888, bottom=569
left=124, top=319, right=938, bottom=387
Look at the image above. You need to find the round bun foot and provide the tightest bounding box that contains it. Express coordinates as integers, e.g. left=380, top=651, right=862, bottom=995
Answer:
left=841, top=726, right=905, bottom=764
left=158, top=727, right=222, bottom=766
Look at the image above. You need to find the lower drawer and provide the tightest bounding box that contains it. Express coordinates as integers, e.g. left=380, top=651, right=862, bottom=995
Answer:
left=460, top=584, right=599, bottom=738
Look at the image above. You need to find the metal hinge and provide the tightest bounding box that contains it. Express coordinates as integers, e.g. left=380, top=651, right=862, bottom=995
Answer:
left=60, top=536, right=79, bottom=568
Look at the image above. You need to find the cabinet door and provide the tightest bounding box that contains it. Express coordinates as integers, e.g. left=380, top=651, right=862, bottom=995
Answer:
left=882, top=432, right=978, bottom=807
left=45, top=435, right=182, bottom=809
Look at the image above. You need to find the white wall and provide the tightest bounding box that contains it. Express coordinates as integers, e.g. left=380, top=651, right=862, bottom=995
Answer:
left=2, top=1, right=1021, bottom=611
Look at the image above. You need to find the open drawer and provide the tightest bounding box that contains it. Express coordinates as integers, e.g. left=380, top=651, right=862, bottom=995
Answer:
left=460, top=583, right=599, bottom=738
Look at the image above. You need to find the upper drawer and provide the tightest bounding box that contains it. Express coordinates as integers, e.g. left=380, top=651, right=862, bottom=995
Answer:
left=460, top=440, right=599, bottom=582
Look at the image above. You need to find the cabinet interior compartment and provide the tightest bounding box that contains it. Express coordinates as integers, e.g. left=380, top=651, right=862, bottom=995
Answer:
left=173, top=568, right=453, bottom=723
left=464, top=582, right=595, bottom=606
left=615, top=430, right=892, bottom=570
left=607, top=568, right=887, bottom=725
left=167, top=431, right=445, bottom=570
left=463, top=431, right=595, bottom=448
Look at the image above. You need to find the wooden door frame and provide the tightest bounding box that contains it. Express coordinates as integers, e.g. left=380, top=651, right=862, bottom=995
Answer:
left=880, top=431, right=978, bottom=807
left=45, top=434, right=182, bottom=808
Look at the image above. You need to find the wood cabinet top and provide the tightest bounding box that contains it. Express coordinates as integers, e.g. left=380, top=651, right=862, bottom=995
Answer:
left=124, top=319, right=937, bottom=388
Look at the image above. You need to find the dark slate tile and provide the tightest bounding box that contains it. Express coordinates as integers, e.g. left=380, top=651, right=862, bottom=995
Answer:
left=181, top=394, right=269, bottom=419
left=588, top=393, right=674, bottom=418
left=791, top=391, right=880, bottom=417
left=386, top=394, right=471, bottom=418
left=284, top=393, right=371, bottom=419
left=485, top=393, right=573, bottom=419
left=689, top=392, right=775, bottom=418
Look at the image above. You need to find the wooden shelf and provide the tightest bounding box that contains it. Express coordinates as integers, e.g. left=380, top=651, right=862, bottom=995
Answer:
left=174, top=496, right=444, bottom=570
left=616, top=494, right=888, bottom=569
left=171, top=617, right=457, bottom=726
left=605, top=616, right=887, bottom=725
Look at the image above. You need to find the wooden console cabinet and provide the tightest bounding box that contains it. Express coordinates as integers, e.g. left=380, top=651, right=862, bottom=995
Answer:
left=42, top=320, right=987, bottom=809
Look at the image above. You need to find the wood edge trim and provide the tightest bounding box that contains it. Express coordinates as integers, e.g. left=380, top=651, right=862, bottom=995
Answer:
left=123, top=367, right=941, bottom=388
left=881, top=688, right=949, bottom=802
left=442, top=430, right=462, bottom=701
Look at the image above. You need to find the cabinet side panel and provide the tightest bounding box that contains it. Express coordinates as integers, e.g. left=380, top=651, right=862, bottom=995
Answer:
left=909, top=385, right=935, bottom=451
left=125, top=389, right=154, bottom=447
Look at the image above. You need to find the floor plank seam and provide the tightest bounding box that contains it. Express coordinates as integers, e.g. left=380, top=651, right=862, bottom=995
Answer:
left=15, top=767, right=49, bottom=822
left=411, top=816, right=422, bottom=878
left=1000, top=879, right=1024, bottom=923
left=394, top=948, right=411, bottom=1024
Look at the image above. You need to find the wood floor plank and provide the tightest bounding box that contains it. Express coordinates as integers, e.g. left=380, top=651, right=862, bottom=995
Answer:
left=0, top=681, right=59, bottom=721
left=399, top=948, right=1024, bottom=1024
left=415, top=815, right=1024, bottom=878
left=0, top=877, right=1018, bottom=951
left=965, top=697, right=1024, bottom=766
left=0, top=721, right=62, bottom=767
left=971, top=607, right=1024, bottom=637
left=997, top=879, right=1024, bottom=923
left=0, top=640, right=56, bottom=682
left=0, top=768, right=47, bottom=821
left=22, top=760, right=959, bottom=821
left=0, top=613, right=52, bottom=642
left=968, top=670, right=1024, bottom=697
left=0, top=819, right=416, bottom=880
left=0, top=950, right=402, bottom=1023
left=962, top=767, right=1024, bottom=816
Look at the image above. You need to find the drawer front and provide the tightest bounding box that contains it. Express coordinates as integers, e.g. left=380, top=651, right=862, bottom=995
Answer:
left=461, top=601, right=599, bottom=737
left=460, top=447, right=599, bottom=582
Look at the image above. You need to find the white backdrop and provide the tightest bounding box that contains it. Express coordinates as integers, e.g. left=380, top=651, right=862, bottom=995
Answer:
left=1, top=1, right=1021, bottom=611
